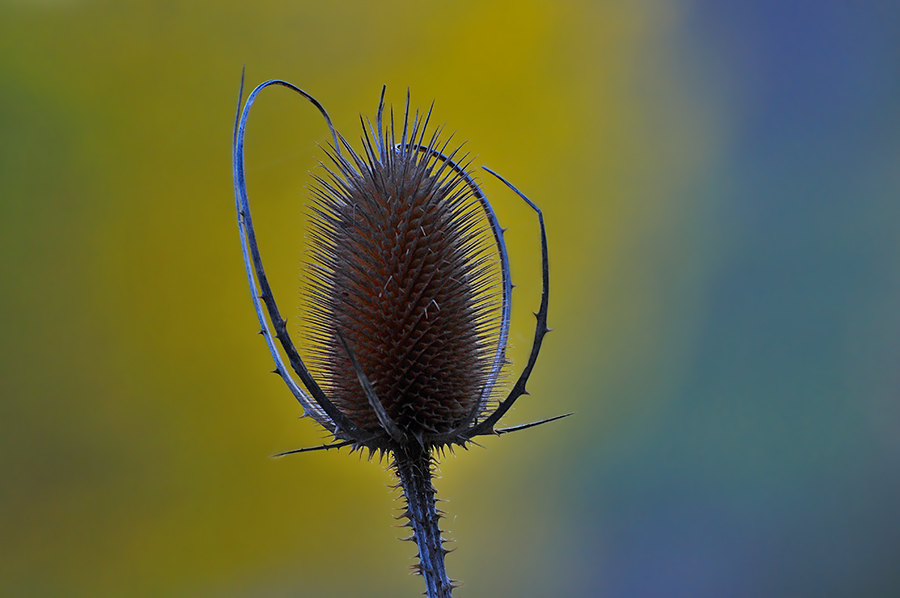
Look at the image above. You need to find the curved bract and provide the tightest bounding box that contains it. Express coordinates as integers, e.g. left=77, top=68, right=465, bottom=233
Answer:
left=232, top=73, right=356, bottom=437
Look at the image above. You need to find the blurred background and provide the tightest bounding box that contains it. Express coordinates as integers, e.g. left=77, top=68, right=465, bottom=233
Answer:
left=2, top=1, right=899, bottom=596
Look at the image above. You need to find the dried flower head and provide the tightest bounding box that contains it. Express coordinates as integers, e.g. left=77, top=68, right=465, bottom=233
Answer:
left=232, top=74, right=563, bottom=598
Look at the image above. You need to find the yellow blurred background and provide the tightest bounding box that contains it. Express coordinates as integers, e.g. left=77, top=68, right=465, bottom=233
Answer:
left=3, top=1, right=898, bottom=596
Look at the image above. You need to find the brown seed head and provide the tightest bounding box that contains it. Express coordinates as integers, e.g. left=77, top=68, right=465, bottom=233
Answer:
left=302, top=107, right=503, bottom=439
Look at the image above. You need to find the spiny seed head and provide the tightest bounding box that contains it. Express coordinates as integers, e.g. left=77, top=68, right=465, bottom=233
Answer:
left=302, top=103, right=504, bottom=441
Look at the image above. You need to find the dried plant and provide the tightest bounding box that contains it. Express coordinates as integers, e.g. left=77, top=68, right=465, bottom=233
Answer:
left=232, top=73, right=564, bottom=597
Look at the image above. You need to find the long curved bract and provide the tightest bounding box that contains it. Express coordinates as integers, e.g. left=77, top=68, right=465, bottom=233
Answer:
left=466, top=166, right=550, bottom=438
left=232, top=74, right=358, bottom=437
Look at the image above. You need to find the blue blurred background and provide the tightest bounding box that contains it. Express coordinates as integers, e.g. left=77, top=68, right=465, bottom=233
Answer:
left=2, top=1, right=898, bottom=596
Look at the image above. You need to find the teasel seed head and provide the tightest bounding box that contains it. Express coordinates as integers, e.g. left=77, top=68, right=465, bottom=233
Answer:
left=234, top=76, right=558, bottom=598
left=302, top=103, right=504, bottom=441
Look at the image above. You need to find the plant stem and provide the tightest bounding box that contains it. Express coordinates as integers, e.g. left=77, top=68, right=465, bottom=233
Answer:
left=393, top=445, right=453, bottom=598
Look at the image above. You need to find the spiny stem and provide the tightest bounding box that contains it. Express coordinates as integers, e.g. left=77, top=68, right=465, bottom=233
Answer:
left=393, top=446, right=453, bottom=598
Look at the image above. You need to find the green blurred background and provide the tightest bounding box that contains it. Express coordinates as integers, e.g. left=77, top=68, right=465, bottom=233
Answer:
left=2, top=1, right=898, bottom=596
